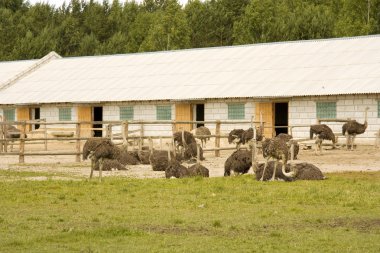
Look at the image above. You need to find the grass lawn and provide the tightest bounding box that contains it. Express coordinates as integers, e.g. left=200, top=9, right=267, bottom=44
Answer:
left=0, top=170, right=379, bottom=252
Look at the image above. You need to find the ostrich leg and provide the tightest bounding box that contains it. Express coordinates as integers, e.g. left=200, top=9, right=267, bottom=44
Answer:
left=270, top=160, right=278, bottom=181
left=90, top=158, right=95, bottom=179
left=319, top=139, right=323, bottom=155
left=99, top=158, right=103, bottom=182
left=314, top=136, right=321, bottom=155
left=260, top=157, right=270, bottom=181
left=351, top=134, right=356, bottom=151
left=345, top=132, right=350, bottom=150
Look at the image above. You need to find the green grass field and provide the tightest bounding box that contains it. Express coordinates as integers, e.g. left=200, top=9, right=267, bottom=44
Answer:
left=0, top=170, right=379, bottom=252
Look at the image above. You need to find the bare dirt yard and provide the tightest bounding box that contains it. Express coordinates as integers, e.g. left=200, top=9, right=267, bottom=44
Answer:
left=1, top=140, right=379, bottom=180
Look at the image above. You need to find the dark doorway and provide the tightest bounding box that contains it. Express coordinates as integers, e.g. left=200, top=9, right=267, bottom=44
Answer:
left=196, top=104, right=204, bottom=128
left=93, top=107, right=103, bottom=137
left=34, top=108, right=40, bottom=130
left=275, top=103, right=288, bottom=136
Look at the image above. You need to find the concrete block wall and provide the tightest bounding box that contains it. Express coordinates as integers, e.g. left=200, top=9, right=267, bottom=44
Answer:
left=204, top=101, right=255, bottom=135
left=40, top=106, right=77, bottom=133
left=289, top=94, right=380, bottom=143
left=103, top=104, right=175, bottom=137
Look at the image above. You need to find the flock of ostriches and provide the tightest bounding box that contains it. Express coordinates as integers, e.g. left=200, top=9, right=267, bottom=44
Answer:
left=82, top=107, right=369, bottom=181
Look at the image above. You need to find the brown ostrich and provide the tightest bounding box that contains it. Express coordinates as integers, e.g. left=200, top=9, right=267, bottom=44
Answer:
left=3, top=124, right=28, bottom=151
left=192, top=126, right=211, bottom=147
left=310, top=124, right=337, bottom=155
left=342, top=107, right=369, bottom=150
left=183, top=141, right=204, bottom=161
left=165, top=143, right=188, bottom=178
left=260, top=137, right=296, bottom=181
left=276, top=133, right=299, bottom=159
left=93, top=158, right=126, bottom=171
left=224, top=150, right=252, bottom=176
left=241, top=125, right=264, bottom=144
left=255, top=162, right=324, bottom=181
left=173, top=130, right=196, bottom=149
left=83, top=138, right=116, bottom=181
left=187, top=144, right=209, bottom=177
left=228, top=129, right=245, bottom=148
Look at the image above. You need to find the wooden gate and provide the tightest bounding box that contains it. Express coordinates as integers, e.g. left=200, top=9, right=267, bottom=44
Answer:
left=175, top=104, right=193, bottom=131
left=255, top=102, right=274, bottom=138
left=77, top=106, right=92, bottom=137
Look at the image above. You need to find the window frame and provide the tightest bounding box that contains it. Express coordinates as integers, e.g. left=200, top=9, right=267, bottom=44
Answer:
left=3, top=108, right=15, bottom=121
left=316, top=101, right=337, bottom=119
left=156, top=105, right=172, bottom=120
left=120, top=106, right=134, bottom=121
left=58, top=107, right=72, bottom=121
left=228, top=103, right=245, bottom=120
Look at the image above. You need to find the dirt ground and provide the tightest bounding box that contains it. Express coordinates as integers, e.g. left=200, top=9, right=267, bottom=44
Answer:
left=0, top=140, right=379, bottom=180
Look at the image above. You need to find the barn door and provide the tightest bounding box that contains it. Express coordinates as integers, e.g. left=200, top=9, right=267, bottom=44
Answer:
left=77, top=106, right=92, bottom=137
left=175, top=104, right=193, bottom=131
left=16, top=107, right=31, bottom=131
left=255, top=102, right=274, bottom=138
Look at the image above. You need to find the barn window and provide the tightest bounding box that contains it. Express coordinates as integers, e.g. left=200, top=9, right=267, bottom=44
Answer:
left=156, top=105, right=171, bottom=120
left=316, top=102, right=336, bottom=119
left=3, top=108, right=15, bottom=121
left=120, top=106, right=134, bottom=120
left=228, top=104, right=245, bottom=120
left=59, top=108, right=72, bottom=121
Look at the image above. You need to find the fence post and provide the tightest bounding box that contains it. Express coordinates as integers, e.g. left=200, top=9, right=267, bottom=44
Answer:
left=215, top=120, right=221, bottom=157
left=19, top=121, right=26, bottom=163
left=3, top=122, right=8, bottom=153
left=140, top=122, right=144, bottom=145
left=171, top=120, right=176, bottom=134
left=75, top=122, right=81, bottom=162
left=43, top=119, right=47, bottom=151
left=122, top=121, right=129, bottom=150
left=106, top=124, right=113, bottom=141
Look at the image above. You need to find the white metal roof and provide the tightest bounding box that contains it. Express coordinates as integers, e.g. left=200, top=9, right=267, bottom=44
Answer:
left=0, top=59, right=38, bottom=86
left=1, top=35, right=380, bottom=105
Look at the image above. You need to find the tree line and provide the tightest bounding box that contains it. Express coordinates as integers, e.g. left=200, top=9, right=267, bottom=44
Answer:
left=1, top=0, right=380, bottom=61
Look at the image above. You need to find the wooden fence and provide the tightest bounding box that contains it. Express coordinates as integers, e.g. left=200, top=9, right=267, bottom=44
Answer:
left=0, top=118, right=378, bottom=163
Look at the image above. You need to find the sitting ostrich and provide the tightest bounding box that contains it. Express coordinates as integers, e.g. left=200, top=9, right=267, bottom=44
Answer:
left=192, top=126, right=211, bottom=147
left=342, top=107, right=369, bottom=150
left=260, top=137, right=296, bottom=181
left=255, top=162, right=324, bottom=181
left=228, top=129, right=245, bottom=149
left=224, top=150, right=252, bottom=176
left=310, top=124, right=337, bottom=155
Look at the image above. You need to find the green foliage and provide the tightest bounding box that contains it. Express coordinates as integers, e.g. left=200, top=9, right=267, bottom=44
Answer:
left=1, top=0, right=380, bottom=61
left=0, top=171, right=379, bottom=252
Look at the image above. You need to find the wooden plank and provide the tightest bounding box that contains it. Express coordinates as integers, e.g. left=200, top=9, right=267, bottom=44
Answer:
left=256, top=102, right=274, bottom=138
left=175, top=104, right=193, bottom=131
left=16, top=107, right=31, bottom=131
left=77, top=106, right=92, bottom=137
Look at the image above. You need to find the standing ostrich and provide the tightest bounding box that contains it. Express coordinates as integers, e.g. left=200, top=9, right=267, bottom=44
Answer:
left=310, top=124, right=337, bottom=155
left=192, top=126, right=211, bottom=147
left=83, top=138, right=116, bottom=181
left=228, top=129, right=245, bottom=148
left=342, top=107, right=369, bottom=150
left=276, top=133, right=299, bottom=159
left=241, top=125, right=264, bottom=144
left=260, top=137, right=296, bottom=181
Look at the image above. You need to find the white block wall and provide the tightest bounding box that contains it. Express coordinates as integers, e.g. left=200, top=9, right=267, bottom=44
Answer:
left=103, top=104, right=175, bottom=137
left=289, top=94, right=380, bottom=143
left=204, top=101, right=255, bottom=135
left=40, top=106, right=78, bottom=132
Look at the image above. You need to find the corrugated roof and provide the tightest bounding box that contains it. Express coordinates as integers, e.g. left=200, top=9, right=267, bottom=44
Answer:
left=0, top=35, right=380, bottom=105
left=0, top=59, right=38, bottom=85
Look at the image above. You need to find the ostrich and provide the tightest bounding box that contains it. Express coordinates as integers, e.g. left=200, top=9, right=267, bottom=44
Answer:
left=224, top=150, right=252, bottom=176
left=3, top=124, right=27, bottom=151
left=342, top=107, right=369, bottom=150
left=228, top=129, right=245, bottom=149
left=241, top=125, right=264, bottom=144
left=187, top=143, right=209, bottom=177
left=260, top=137, right=296, bottom=181
left=173, top=130, right=196, bottom=150
left=276, top=133, right=299, bottom=159
left=255, top=162, right=324, bottom=181
left=83, top=138, right=116, bottom=181
left=310, top=124, right=337, bottom=155
left=192, top=126, right=211, bottom=147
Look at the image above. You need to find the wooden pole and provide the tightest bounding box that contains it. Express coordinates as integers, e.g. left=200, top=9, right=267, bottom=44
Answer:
left=171, top=120, right=176, bottom=134
left=43, top=119, right=47, bottom=151
left=140, top=122, right=144, bottom=145
left=123, top=121, right=129, bottom=151
left=75, top=123, right=81, bottom=162
left=3, top=122, right=8, bottom=153
left=215, top=120, right=221, bottom=157
left=19, top=121, right=26, bottom=163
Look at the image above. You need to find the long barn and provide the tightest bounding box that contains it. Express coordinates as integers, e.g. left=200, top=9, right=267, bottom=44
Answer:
left=0, top=35, right=379, bottom=143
